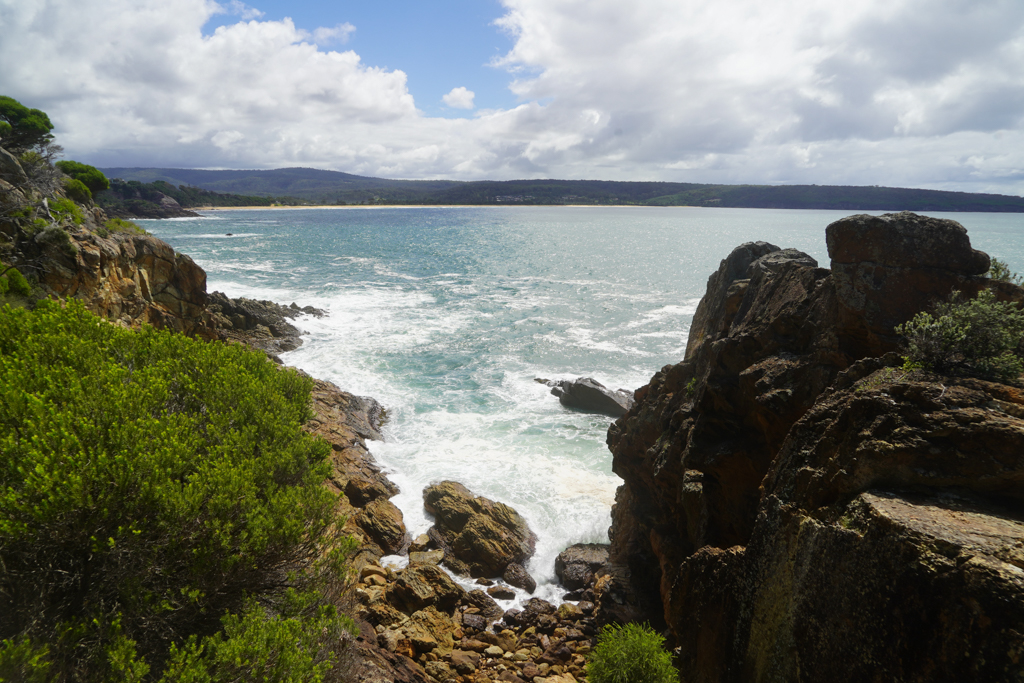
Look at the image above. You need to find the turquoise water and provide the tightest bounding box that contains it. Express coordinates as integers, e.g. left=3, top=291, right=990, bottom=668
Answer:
left=142, top=206, right=1024, bottom=604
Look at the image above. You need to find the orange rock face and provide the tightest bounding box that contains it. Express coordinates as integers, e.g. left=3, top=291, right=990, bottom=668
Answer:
left=38, top=229, right=217, bottom=339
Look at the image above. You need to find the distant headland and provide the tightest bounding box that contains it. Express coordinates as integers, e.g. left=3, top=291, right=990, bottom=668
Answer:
left=100, top=165, right=1024, bottom=212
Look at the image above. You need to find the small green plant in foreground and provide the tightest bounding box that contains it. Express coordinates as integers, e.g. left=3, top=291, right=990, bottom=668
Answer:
left=587, top=622, right=679, bottom=683
left=896, top=288, right=1024, bottom=382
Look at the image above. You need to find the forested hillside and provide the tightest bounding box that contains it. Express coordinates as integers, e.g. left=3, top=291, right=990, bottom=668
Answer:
left=101, top=167, right=1024, bottom=211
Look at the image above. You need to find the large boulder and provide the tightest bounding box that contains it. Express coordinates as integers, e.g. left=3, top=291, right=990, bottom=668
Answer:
left=554, top=543, right=609, bottom=590
left=354, top=497, right=407, bottom=555
left=502, top=562, right=537, bottom=593
left=685, top=240, right=782, bottom=361
left=388, top=563, right=466, bottom=613
left=423, top=481, right=537, bottom=580
left=544, top=377, right=634, bottom=417
left=718, top=368, right=1024, bottom=683
left=826, top=212, right=991, bottom=357
left=0, top=147, right=29, bottom=187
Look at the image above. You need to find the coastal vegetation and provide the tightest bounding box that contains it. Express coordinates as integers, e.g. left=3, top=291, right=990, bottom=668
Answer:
left=896, top=288, right=1024, bottom=381
left=586, top=623, right=678, bottom=683
left=0, top=96, right=55, bottom=153
left=0, top=300, right=356, bottom=681
left=55, top=161, right=110, bottom=202
left=989, top=256, right=1023, bottom=286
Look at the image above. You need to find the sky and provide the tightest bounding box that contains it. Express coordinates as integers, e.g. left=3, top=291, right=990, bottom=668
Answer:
left=2, top=0, right=1024, bottom=193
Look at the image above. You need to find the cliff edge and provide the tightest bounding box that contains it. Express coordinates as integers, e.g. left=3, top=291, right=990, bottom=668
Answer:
left=607, top=212, right=1024, bottom=682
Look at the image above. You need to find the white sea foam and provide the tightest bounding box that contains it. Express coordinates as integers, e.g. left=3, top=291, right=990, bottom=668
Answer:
left=147, top=205, right=803, bottom=599
left=172, top=232, right=262, bottom=239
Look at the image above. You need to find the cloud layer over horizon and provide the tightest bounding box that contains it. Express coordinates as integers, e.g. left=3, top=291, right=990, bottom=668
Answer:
left=2, top=0, right=1024, bottom=193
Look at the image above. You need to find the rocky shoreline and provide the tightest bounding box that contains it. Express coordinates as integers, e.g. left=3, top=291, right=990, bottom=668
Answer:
left=0, top=185, right=611, bottom=681
left=4, top=155, right=1023, bottom=683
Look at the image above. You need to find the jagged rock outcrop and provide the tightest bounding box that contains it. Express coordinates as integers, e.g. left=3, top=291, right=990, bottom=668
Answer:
left=542, top=377, right=635, bottom=417
left=207, top=291, right=325, bottom=355
left=607, top=212, right=1024, bottom=680
left=423, top=481, right=538, bottom=582
left=43, top=229, right=218, bottom=338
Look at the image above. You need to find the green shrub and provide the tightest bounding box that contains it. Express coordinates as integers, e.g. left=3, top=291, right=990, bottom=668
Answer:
left=896, top=288, right=1024, bottom=381
left=0, top=268, right=31, bottom=297
left=48, top=197, right=83, bottom=225
left=0, top=635, right=52, bottom=683
left=0, top=301, right=356, bottom=681
left=55, top=160, right=110, bottom=196
left=104, top=217, right=147, bottom=235
left=587, top=623, right=678, bottom=683
left=34, top=224, right=78, bottom=257
left=62, top=176, right=93, bottom=203
left=988, top=257, right=1023, bottom=286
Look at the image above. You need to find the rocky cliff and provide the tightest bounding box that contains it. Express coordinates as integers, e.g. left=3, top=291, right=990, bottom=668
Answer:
left=607, top=212, right=1024, bottom=681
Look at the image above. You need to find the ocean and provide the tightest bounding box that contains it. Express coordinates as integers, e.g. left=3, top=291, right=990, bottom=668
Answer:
left=141, top=206, right=1024, bottom=606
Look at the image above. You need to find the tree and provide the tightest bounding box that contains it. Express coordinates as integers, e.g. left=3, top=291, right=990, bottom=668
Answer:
left=55, top=160, right=110, bottom=196
left=0, top=300, right=356, bottom=681
left=0, top=96, right=54, bottom=152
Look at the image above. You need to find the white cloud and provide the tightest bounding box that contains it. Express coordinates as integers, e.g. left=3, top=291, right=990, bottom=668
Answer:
left=442, top=87, right=475, bottom=109
left=0, top=0, right=1023, bottom=193
left=311, top=22, right=356, bottom=45
left=220, top=0, right=263, bottom=21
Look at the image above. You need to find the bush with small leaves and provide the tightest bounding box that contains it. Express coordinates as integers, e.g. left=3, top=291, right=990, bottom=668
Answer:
left=587, top=622, right=679, bottom=683
left=62, top=176, right=92, bottom=203
left=896, top=288, right=1024, bottom=381
left=0, top=267, right=31, bottom=297
left=0, top=301, right=357, bottom=681
left=105, top=217, right=148, bottom=235
left=33, top=224, right=77, bottom=257
left=55, top=160, right=110, bottom=196
left=47, top=196, right=83, bottom=225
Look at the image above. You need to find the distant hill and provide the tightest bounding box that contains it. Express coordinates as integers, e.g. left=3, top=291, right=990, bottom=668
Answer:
left=99, top=167, right=1024, bottom=212
left=99, top=167, right=463, bottom=204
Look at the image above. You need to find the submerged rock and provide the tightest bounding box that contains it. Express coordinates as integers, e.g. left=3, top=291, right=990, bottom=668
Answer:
left=542, top=376, right=635, bottom=417
left=423, top=481, right=538, bottom=582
